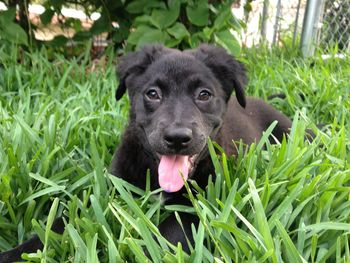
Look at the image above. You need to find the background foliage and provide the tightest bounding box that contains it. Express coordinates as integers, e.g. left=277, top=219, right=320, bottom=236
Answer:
left=0, top=7, right=28, bottom=46
left=0, top=0, right=242, bottom=55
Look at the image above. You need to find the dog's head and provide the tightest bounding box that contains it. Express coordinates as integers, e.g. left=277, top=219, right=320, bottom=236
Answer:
left=116, top=44, right=247, bottom=192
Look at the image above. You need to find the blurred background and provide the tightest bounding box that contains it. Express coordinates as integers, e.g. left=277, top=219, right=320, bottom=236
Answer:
left=0, top=0, right=349, bottom=58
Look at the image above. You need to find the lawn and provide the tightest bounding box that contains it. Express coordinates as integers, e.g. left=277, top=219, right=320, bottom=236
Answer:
left=0, top=45, right=349, bottom=262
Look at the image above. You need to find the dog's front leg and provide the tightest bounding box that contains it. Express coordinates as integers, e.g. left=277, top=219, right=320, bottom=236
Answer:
left=0, top=235, right=43, bottom=263
left=0, top=217, right=64, bottom=263
left=158, top=212, right=199, bottom=253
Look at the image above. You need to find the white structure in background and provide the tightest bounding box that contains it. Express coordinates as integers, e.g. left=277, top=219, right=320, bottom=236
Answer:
left=0, top=1, right=6, bottom=10
left=28, top=4, right=45, bottom=14
left=232, top=0, right=306, bottom=47
left=0, top=2, right=100, bottom=21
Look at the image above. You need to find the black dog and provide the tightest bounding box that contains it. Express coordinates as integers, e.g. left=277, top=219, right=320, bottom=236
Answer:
left=0, top=44, right=292, bottom=262
left=110, top=44, right=292, bottom=250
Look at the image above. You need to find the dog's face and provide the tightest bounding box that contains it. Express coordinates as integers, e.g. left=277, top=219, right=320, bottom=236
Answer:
left=116, top=45, right=247, bottom=192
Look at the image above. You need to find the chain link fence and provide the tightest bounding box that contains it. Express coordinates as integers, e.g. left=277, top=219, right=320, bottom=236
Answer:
left=318, top=0, right=350, bottom=52
left=237, top=0, right=350, bottom=56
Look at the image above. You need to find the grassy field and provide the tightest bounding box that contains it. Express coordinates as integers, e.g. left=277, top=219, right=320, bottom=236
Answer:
left=0, top=45, right=349, bottom=262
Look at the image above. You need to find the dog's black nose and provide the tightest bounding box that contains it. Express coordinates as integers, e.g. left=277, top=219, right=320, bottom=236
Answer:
left=164, top=127, right=193, bottom=150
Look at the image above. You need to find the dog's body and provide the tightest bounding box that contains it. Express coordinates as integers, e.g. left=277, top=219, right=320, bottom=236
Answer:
left=110, top=44, right=292, bottom=252
left=0, top=44, right=293, bottom=262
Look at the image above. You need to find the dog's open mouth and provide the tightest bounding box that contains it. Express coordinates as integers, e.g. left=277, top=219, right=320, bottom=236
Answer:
left=157, top=154, right=197, bottom=193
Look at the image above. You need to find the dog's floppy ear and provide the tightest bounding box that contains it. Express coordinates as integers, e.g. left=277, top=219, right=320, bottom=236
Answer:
left=115, top=45, right=168, bottom=101
left=189, top=44, right=247, bottom=107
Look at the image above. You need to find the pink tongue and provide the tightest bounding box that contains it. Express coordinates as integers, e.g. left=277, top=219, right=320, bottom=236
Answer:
left=158, top=155, right=190, bottom=192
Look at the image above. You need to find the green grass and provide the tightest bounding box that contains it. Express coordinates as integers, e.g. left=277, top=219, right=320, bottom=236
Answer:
left=0, top=44, right=349, bottom=262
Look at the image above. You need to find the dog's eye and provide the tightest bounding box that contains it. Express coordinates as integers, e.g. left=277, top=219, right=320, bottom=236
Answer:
left=146, top=89, right=161, bottom=100
left=197, top=90, right=212, bottom=101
